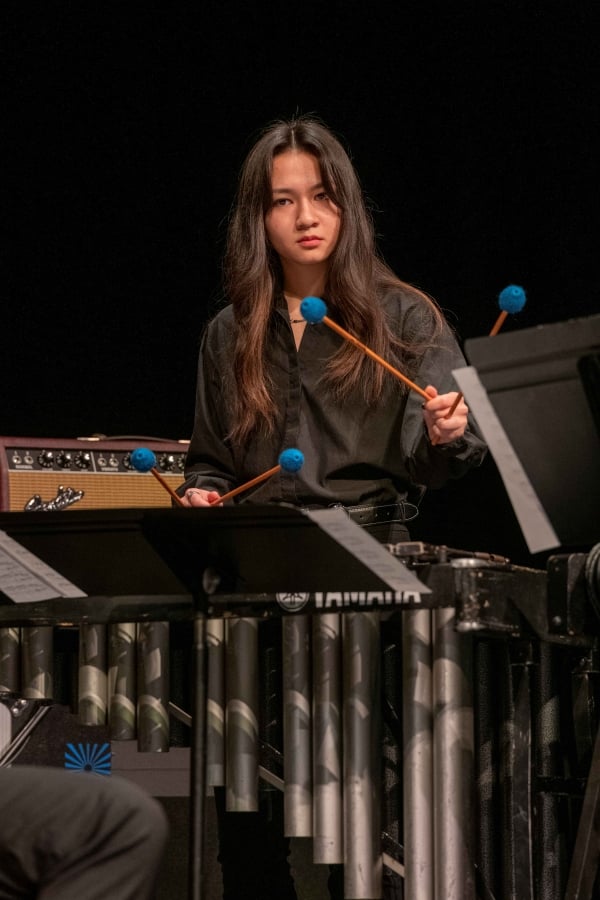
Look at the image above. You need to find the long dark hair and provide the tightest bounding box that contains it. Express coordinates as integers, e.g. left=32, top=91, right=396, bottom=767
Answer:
left=223, top=115, right=443, bottom=444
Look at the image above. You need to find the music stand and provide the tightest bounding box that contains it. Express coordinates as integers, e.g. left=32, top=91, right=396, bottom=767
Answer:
left=462, top=313, right=600, bottom=551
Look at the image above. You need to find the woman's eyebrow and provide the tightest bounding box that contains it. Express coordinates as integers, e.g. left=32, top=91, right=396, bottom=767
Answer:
left=271, top=182, right=325, bottom=194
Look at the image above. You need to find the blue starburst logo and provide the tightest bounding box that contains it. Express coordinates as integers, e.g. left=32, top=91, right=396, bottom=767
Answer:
left=64, top=742, right=112, bottom=775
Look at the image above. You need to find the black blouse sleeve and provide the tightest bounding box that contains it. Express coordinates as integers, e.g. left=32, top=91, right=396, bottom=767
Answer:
left=396, top=298, right=487, bottom=489
left=180, top=317, right=238, bottom=496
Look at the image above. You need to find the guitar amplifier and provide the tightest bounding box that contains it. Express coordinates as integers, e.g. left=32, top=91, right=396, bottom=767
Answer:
left=0, top=436, right=189, bottom=512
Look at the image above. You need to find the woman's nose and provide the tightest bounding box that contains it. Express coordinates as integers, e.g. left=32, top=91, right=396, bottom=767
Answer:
left=296, top=200, right=318, bottom=227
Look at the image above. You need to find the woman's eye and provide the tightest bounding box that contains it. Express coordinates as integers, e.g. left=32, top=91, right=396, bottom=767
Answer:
left=315, top=191, right=328, bottom=201
left=274, top=197, right=291, bottom=206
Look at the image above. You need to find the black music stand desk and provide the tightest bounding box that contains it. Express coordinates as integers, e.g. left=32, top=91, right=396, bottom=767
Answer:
left=0, top=504, right=427, bottom=899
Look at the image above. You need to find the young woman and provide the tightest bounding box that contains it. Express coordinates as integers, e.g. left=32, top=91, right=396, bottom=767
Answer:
left=179, top=116, right=486, bottom=900
left=180, top=116, right=485, bottom=523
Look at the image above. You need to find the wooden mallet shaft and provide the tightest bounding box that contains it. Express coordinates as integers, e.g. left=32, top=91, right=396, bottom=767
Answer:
left=207, top=465, right=281, bottom=506
left=321, top=315, right=432, bottom=401
left=149, top=467, right=186, bottom=506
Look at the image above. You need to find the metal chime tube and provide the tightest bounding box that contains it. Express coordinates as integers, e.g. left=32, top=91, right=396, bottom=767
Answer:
left=534, top=641, right=563, bottom=900
left=473, top=638, right=500, bottom=900
left=343, top=611, right=382, bottom=900
left=0, top=703, right=11, bottom=758
left=21, top=625, right=53, bottom=699
left=226, top=617, right=259, bottom=811
left=0, top=627, right=20, bottom=693
left=402, top=608, right=434, bottom=900
left=433, top=607, right=475, bottom=900
left=137, top=621, right=170, bottom=752
left=189, top=613, right=207, bottom=900
left=312, top=612, right=343, bottom=863
left=206, top=617, right=225, bottom=788
left=108, top=622, right=137, bottom=740
left=283, top=614, right=312, bottom=836
left=78, top=623, right=107, bottom=725
left=500, top=642, right=534, bottom=900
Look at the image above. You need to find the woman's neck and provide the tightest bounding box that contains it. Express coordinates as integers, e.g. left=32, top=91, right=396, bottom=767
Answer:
left=282, top=272, right=327, bottom=317
left=283, top=263, right=329, bottom=313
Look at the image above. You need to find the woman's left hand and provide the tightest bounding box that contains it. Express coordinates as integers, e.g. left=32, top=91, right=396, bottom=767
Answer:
left=421, top=386, right=468, bottom=445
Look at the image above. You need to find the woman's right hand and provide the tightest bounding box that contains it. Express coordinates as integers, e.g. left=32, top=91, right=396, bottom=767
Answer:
left=180, top=488, right=223, bottom=507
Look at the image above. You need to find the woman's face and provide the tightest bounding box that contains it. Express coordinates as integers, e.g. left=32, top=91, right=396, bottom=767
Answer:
left=264, top=150, right=341, bottom=277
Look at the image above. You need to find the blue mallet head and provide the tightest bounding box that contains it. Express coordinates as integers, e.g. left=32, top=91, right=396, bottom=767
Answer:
left=300, top=296, right=327, bottom=324
left=130, top=447, right=157, bottom=473
left=498, top=284, right=527, bottom=314
left=278, top=447, right=304, bottom=473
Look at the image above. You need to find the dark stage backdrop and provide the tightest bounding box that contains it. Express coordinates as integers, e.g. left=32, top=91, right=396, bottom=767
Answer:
left=5, top=4, right=598, bottom=565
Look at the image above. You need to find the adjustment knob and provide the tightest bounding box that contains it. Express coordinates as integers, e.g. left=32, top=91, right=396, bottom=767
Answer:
left=74, top=451, right=92, bottom=470
left=56, top=451, right=72, bottom=469
left=37, top=450, right=54, bottom=468
left=158, top=453, right=176, bottom=472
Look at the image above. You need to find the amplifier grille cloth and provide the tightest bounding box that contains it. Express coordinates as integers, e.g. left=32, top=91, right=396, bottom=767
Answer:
left=6, top=471, right=182, bottom=512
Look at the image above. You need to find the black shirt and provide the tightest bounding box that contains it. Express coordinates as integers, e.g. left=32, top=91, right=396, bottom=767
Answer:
left=182, top=288, right=487, bottom=509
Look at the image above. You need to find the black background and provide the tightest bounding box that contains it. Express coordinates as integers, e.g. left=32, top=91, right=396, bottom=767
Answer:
left=5, top=3, right=599, bottom=565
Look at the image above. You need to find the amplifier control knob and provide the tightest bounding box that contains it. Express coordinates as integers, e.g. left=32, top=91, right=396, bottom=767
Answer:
left=74, top=451, right=92, bottom=470
left=177, top=454, right=186, bottom=471
left=38, top=450, right=54, bottom=468
left=56, top=451, right=72, bottom=468
left=158, top=454, right=176, bottom=472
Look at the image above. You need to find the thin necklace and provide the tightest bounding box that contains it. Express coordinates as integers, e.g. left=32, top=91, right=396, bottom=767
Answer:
left=284, top=292, right=305, bottom=324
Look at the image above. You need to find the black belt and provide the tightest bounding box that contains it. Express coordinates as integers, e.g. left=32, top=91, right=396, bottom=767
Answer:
left=332, top=501, right=419, bottom=526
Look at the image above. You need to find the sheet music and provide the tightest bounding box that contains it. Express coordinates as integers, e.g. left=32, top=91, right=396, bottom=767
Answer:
left=452, top=366, right=560, bottom=554
left=0, top=530, right=87, bottom=603
left=303, top=508, right=431, bottom=594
